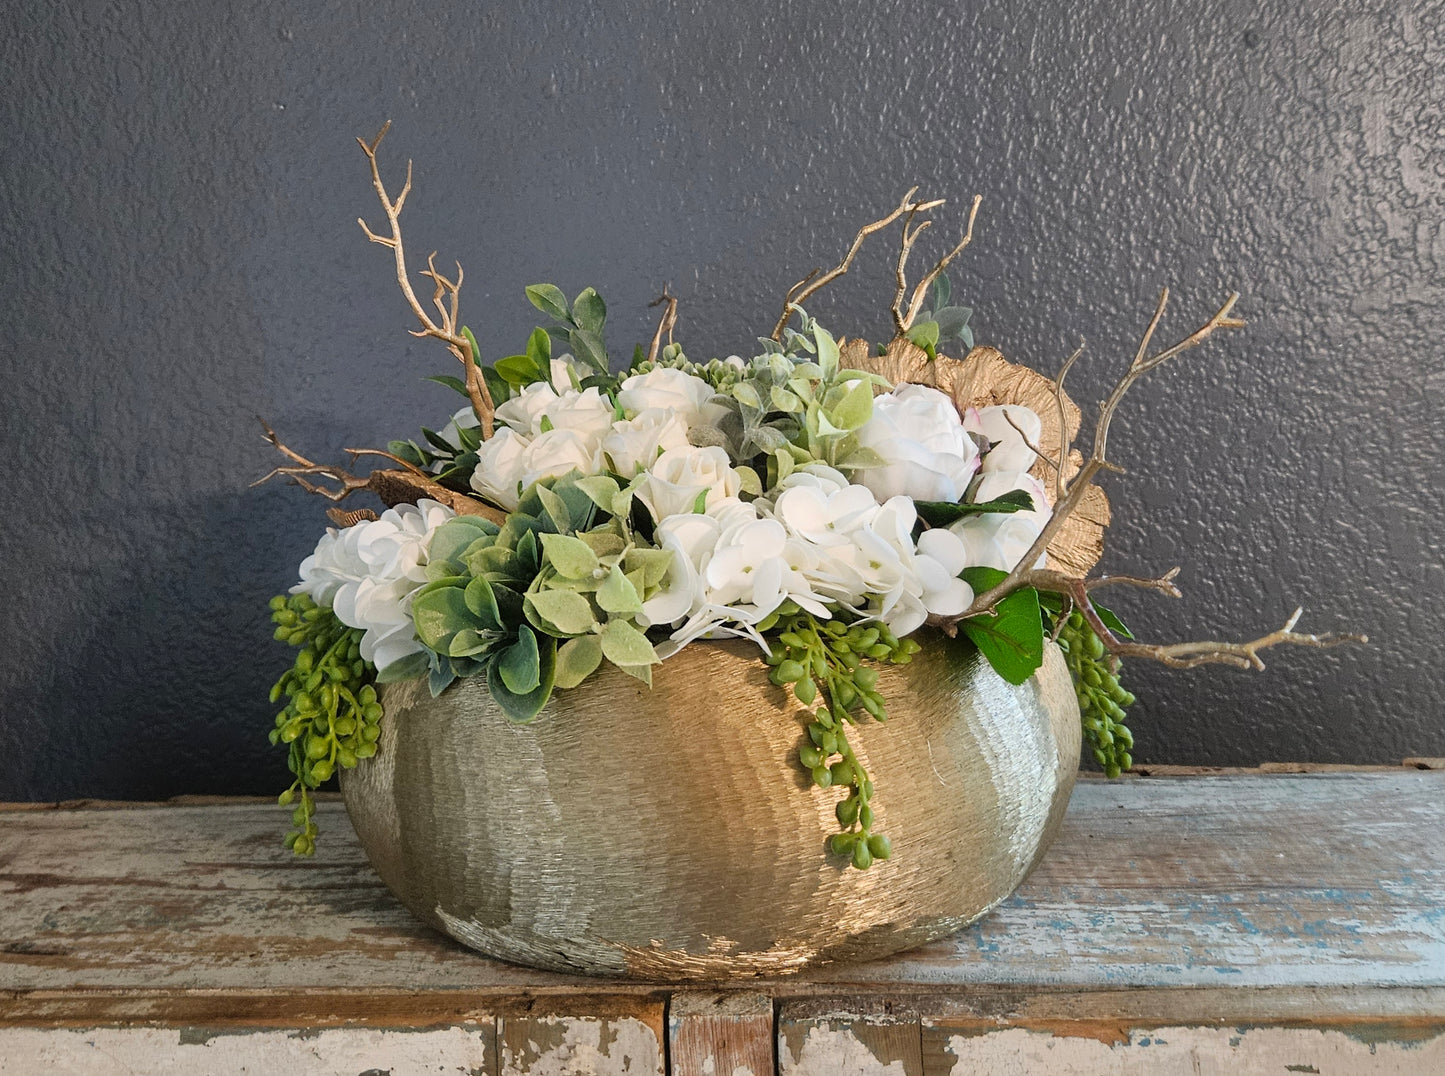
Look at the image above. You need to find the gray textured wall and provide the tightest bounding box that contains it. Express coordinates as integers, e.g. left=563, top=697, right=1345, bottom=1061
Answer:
left=1, top=1, right=1439, bottom=800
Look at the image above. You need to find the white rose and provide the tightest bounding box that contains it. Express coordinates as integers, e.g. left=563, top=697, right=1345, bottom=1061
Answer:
left=853, top=383, right=979, bottom=502
left=617, top=367, right=716, bottom=428
left=636, top=445, right=741, bottom=521
left=494, top=381, right=558, bottom=436
left=469, top=426, right=530, bottom=510
left=541, top=386, right=615, bottom=444
left=602, top=408, right=691, bottom=476
left=518, top=428, right=604, bottom=488
left=550, top=355, right=583, bottom=392
left=965, top=404, right=1042, bottom=473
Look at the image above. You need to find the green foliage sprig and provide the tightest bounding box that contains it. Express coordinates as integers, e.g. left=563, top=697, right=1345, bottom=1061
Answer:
left=764, top=608, right=921, bottom=869
left=267, top=594, right=383, bottom=854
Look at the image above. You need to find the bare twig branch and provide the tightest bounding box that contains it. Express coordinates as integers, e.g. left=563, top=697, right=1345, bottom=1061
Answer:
left=251, top=419, right=370, bottom=501
left=770, top=188, right=946, bottom=341
left=1083, top=567, right=1183, bottom=598
left=647, top=288, right=679, bottom=365
left=356, top=122, right=494, bottom=437
left=889, top=208, right=933, bottom=335
left=1002, top=409, right=1062, bottom=476
left=1054, top=342, right=1085, bottom=501
left=901, top=194, right=983, bottom=332
left=945, top=290, right=1245, bottom=623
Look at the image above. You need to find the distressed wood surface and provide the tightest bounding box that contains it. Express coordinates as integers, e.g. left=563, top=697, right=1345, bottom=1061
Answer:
left=3, top=772, right=1441, bottom=1004
left=2, top=773, right=1444, bottom=1072
left=669, top=992, right=774, bottom=1076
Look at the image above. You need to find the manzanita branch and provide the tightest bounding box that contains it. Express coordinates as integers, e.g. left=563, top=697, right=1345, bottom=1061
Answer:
left=647, top=288, right=679, bottom=365
left=924, top=288, right=1365, bottom=670
left=770, top=188, right=946, bottom=342
left=955, top=288, right=1244, bottom=622
left=356, top=122, right=495, bottom=437
left=899, top=194, right=983, bottom=333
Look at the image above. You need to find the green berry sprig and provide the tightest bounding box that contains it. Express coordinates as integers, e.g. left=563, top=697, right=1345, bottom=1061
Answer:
left=762, top=607, right=921, bottom=869
left=267, top=594, right=384, bottom=854
left=1056, top=610, right=1136, bottom=777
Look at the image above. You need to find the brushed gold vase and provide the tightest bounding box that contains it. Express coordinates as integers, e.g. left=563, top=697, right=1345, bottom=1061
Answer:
left=340, top=632, right=1080, bottom=978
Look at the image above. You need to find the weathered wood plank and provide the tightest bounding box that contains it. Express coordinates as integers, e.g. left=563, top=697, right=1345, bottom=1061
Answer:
left=0, top=1026, right=497, bottom=1076
left=497, top=996, right=664, bottom=1075
left=669, top=992, right=773, bottom=1076
left=923, top=1024, right=1445, bottom=1075
left=0, top=774, right=1440, bottom=1011
left=778, top=998, right=922, bottom=1075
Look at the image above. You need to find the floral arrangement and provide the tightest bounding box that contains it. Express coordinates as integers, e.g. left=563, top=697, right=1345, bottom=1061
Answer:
left=262, top=125, right=1362, bottom=867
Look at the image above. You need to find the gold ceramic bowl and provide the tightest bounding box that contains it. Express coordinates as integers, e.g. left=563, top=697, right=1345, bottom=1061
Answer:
left=340, top=633, right=1080, bottom=978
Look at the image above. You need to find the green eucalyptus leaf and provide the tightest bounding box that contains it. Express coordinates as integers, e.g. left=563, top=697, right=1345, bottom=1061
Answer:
left=525, top=283, right=571, bottom=323
left=732, top=382, right=762, bottom=409
left=837, top=446, right=887, bottom=470
left=574, top=475, right=621, bottom=512
left=429, top=517, right=497, bottom=566
left=932, top=272, right=951, bottom=311
left=539, top=532, right=599, bottom=579
left=914, top=489, right=1035, bottom=527
left=486, top=633, right=556, bottom=722
left=535, top=484, right=572, bottom=534
left=599, top=618, right=659, bottom=667
left=1094, top=601, right=1134, bottom=640
left=571, top=287, right=606, bottom=334
left=386, top=439, right=431, bottom=468
left=424, top=374, right=470, bottom=397
left=570, top=328, right=608, bottom=374
left=815, top=324, right=840, bottom=377
left=410, top=585, right=473, bottom=653
left=495, top=354, right=542, bottom=386
left=553, top=634, right=603, bottom=689
left=526, top=589, right=598, bottom=636
left=907, top=320, right=940, bottom=360
left=463, top=576, right=503, bottom=629
left=526, top=326, right=552, bottom=366
left=597, top=567, right=643, bottom=616
left=935, top=305, right=973, bottom=341
left=829, top=378, right=875, bottom=431
left=735, top=465, right=762, bottom=497
left=498, top=624, right=542, bottom=693
left=448, top=627, right=496, bottom=658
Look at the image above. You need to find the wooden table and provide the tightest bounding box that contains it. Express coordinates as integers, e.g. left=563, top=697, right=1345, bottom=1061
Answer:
left=2, top=769, right=1442, bottom=1074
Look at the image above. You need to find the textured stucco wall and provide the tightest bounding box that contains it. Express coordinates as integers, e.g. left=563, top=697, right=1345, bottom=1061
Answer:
left=0, top=1, right=1439, bottom=799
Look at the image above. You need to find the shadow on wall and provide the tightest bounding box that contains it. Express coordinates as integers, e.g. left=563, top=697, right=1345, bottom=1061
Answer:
left=2, top=483, right=321, bottom=802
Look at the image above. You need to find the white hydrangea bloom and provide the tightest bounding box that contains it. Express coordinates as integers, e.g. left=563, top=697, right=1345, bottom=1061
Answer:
left=292, top=499, right=456, bottom=673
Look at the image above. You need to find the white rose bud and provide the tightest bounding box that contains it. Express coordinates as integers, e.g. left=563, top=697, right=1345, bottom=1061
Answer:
left=494, top=382, right=559, bottom=436
left=540, top=386, right=615, bottom=445
left=469, top=426, right=531, bottom=511
left=617, top=367, right=716, bottom=428
left=637, top=445, right=741, bottom=522
left=602, top=408, right=691, bottom=476
left=518, top=428, right=605, bottom=488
